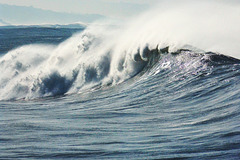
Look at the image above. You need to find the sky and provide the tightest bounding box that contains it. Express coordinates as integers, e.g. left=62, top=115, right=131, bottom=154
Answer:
left=0, top=0, right=158, bottom=18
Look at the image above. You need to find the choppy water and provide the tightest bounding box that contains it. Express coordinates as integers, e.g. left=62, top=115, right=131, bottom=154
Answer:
left=0, top=26, right=240, bottom=160
left=0, top=27, right=83, bottom=55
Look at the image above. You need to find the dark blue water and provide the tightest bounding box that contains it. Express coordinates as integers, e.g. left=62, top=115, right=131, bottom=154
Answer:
left=0, top=27, right=83, bottom=55
left=0, top=27, right=240, bottom=160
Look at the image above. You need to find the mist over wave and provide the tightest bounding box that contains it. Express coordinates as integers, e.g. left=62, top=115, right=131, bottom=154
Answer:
left=0, top=0, right=240, bottom=100
left=1, top=2, right=240, bottom=159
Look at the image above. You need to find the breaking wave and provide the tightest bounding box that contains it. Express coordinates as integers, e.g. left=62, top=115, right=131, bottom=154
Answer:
left=0, top=0, right=240, bottom=100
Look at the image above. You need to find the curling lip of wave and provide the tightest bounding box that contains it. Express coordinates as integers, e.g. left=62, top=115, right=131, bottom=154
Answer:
left=1, top=42, right=240, bottom=101
left=0, top=0, right=240, bottom=100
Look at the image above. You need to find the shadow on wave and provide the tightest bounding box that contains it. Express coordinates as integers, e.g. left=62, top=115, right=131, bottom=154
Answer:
left=1, top=45, right=240, bottom=102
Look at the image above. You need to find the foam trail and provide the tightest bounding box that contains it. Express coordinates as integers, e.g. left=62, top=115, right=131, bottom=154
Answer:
left=0, top=0, right=240, bottom=100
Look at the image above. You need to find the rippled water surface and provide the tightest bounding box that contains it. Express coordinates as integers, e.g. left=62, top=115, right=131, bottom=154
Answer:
left=0, top=27, right=240, bottom=160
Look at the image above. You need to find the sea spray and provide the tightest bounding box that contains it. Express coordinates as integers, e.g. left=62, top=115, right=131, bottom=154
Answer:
left=0, top=0, right=240, bottom=100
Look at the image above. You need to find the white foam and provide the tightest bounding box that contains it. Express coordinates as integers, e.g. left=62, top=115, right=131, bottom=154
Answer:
left=1, top=0, right=240, bottom=100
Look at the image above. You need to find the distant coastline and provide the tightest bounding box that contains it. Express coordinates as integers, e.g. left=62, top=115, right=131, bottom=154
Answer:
left=0, top=3, right=105, bottom=25
left=0, top=18, right=11, bottom=26
left=0, top=22, right=87, bottom=29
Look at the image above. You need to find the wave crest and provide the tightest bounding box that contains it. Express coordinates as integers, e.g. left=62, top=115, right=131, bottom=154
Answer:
left=1, top=0, right=240, bottom=100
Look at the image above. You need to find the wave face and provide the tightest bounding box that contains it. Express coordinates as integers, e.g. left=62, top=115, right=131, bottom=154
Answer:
left=1, top=48, right=240, bottom=159
left=0, top=1, right=240, bottom=100
left=1, top=1, right=240, bottom=159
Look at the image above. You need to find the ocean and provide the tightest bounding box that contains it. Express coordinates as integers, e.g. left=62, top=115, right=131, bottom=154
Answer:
left=1, top=2, right=240, bottom=159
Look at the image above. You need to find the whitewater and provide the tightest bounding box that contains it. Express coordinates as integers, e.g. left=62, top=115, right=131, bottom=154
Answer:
left=1, top=1, right=240, bottom=159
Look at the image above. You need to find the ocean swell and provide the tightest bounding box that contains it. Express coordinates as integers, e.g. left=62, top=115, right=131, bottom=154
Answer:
left=0, top=0, right=240, bottom=100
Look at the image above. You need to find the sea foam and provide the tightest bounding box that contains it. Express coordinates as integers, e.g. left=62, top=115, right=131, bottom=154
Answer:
left=0, top=0, right=240, bottom=100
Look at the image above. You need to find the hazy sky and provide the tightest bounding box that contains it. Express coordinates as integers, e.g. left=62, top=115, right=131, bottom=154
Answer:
left=0, top=0, right=158, bottom=18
